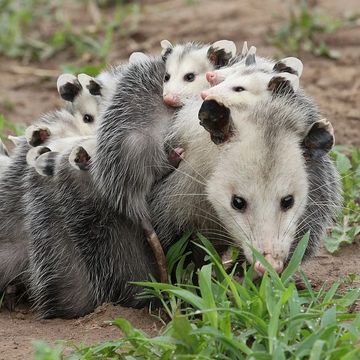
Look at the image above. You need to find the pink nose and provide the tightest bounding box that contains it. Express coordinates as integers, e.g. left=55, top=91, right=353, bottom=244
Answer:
left=206, top=71, right=217, bottom=85
left=163, top=94, right=181, bottom=107
left=201, top=91, right=209, bottom=100
left=255, top=255, right=284, bottom=275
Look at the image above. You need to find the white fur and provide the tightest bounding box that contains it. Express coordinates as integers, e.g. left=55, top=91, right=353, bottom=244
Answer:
left=206, top=108, right=309, bottom=264
left=163, top=41, right=237, bottom=106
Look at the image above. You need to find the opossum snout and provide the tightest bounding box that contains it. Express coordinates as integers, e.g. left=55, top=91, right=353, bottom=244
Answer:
left=255, top=254, right=284, bottom=275
left=206, top=71, right=220, bottom=86
left=198, top=99, right=231, bottom=145
left=163, top=94, right=182, bottom=107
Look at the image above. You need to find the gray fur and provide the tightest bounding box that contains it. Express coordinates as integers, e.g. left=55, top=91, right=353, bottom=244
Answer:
left=92, top=57, right=174, bottom=222
left=0, top=57, right=341, bottom=318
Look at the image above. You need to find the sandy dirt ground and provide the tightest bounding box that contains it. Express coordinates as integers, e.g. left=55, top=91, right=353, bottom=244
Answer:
left=0, top=0, right=359, bottom=358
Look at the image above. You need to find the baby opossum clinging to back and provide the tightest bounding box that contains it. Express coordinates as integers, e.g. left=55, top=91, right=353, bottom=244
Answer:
left=25, top=72, right=112, bottom=176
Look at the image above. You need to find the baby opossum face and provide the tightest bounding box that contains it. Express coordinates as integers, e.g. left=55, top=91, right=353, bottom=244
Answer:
left=57, top=73, right=103, bottom=135
left=161, top=40, right=237, bottom=107
left=71, top=91, right=101, bottom=135
left=206, top=126, right=309, bottom=273
left=201, top=71, right=274, bottom=108
left=163, top=47, right=214, bottom=107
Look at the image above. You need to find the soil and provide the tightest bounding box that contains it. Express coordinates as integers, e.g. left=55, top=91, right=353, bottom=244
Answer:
left=0, top=0, right=359, bottom=358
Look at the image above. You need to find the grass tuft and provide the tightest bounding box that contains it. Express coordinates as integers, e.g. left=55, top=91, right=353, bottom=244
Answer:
left=36, top=232, right=360, bottom=359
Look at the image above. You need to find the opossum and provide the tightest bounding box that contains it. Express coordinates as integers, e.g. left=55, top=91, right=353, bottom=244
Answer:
left=25, top=73, right=113, bottom=175
left=7, top=52, right=339, bottom=319
left=161, top=39, right=237, bottom=107
left=206, top=44, right=304, bottom=86
left=27, top=55, right=147, bottom=177
left=200, top=58, right=302, bottom=114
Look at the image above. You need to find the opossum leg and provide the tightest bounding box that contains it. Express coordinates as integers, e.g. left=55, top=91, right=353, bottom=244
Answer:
left=69, top=146, right=91, bottom=171
left=168, top=147, right=184, bottom=168
left=141, top=219, right=168, bottom=283
left=25, top=125, right=51, bottom=147
left=4, top=284, right=17, bottom=312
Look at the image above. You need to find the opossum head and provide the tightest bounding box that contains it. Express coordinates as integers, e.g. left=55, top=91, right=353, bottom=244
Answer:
left=206, top=48, right=303, bottom=87
left=161, top=40, right=236, bottom=107
left=57, top=73, right=104, bottom=134
left=201, top=70, right=300, bottom=109
left=200, top=99, right=334, bottom=274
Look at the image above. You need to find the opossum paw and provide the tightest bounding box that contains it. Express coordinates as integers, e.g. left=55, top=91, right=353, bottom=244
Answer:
left=25, top=125, right=51, bottom=147
left=34, top=151, right=59, bottom=176
left=168, top=147, right=185, bottom=168
left=4, top=284, right=17, bottom=312
left=26, top=146, right=51, bottom=167
left=69, top=146, right=91, bottom=171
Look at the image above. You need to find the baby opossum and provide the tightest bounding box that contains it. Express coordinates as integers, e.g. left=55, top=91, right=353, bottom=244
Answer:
left=25, top=73, right=110, bottom=175
left=161, top=39, right=237, bottom=107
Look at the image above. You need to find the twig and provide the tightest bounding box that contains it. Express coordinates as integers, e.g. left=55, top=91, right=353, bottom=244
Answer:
left=8, top=65, right=59, bottom=78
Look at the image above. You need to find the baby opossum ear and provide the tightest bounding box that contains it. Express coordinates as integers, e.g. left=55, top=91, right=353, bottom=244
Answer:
left=78, top=73, right=102, bottom=96
left=57, top=74, right=82, bottom=102
left=273, top=57, right=303, bottom=78
left=245, top=46, right=256, bottom=66
left=207, top=40, right=237, bottom=68
left=160, top=39, right=173, bottom=60
left=129, top=51, right=149, bottom=64
left=302, top=119, right=335, bottom=159
left=240, top=41, right=248, bottom=58
left=268, top=73, right=299, bottom=95
left=198, top=99, right=233, bottom=145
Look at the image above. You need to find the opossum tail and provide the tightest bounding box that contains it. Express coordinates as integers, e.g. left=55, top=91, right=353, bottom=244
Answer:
left=0, top=139, right=9, bottom=157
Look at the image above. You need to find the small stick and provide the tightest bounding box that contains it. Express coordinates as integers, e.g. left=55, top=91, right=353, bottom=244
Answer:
left=141, top=218, right=168, bottom=283
left=8, top=65, right=59, bottom=78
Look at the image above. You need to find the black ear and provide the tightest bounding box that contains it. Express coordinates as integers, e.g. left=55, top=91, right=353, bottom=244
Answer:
left=268, top=76, right=295, bottom=95
left=57, top=74, right=82, bottom=102
left=302, top=119, right=335, bottom=159
left=273, top=57, right=303, bottom=77
left=273, top=62, right=297, bottom=75
left=87, top=79, right=102, bottom=96
left=198, top=99, right=233, bottom=144
left=207, top=40, right=236, bottom=68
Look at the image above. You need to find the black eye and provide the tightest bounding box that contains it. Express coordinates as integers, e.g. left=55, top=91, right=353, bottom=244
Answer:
left=83, top=114, right=94, bottom=123
left=184, top=73, right=195, bottom=82
left=280, top=195, right=294, bottom=211
left=164, top=73, right=170, bottom=82
left=231, top=195, right=247, bottom=212
left=233, top=86, right=245, bottom=92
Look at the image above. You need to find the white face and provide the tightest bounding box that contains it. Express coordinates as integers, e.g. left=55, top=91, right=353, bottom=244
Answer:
left=163, top=47, right=213, bottom=107
left=72, top=91, right=101, bottom=135
left=206, top=127, right=309, bottom=268
left=202, top=70, right=273, bottom=108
